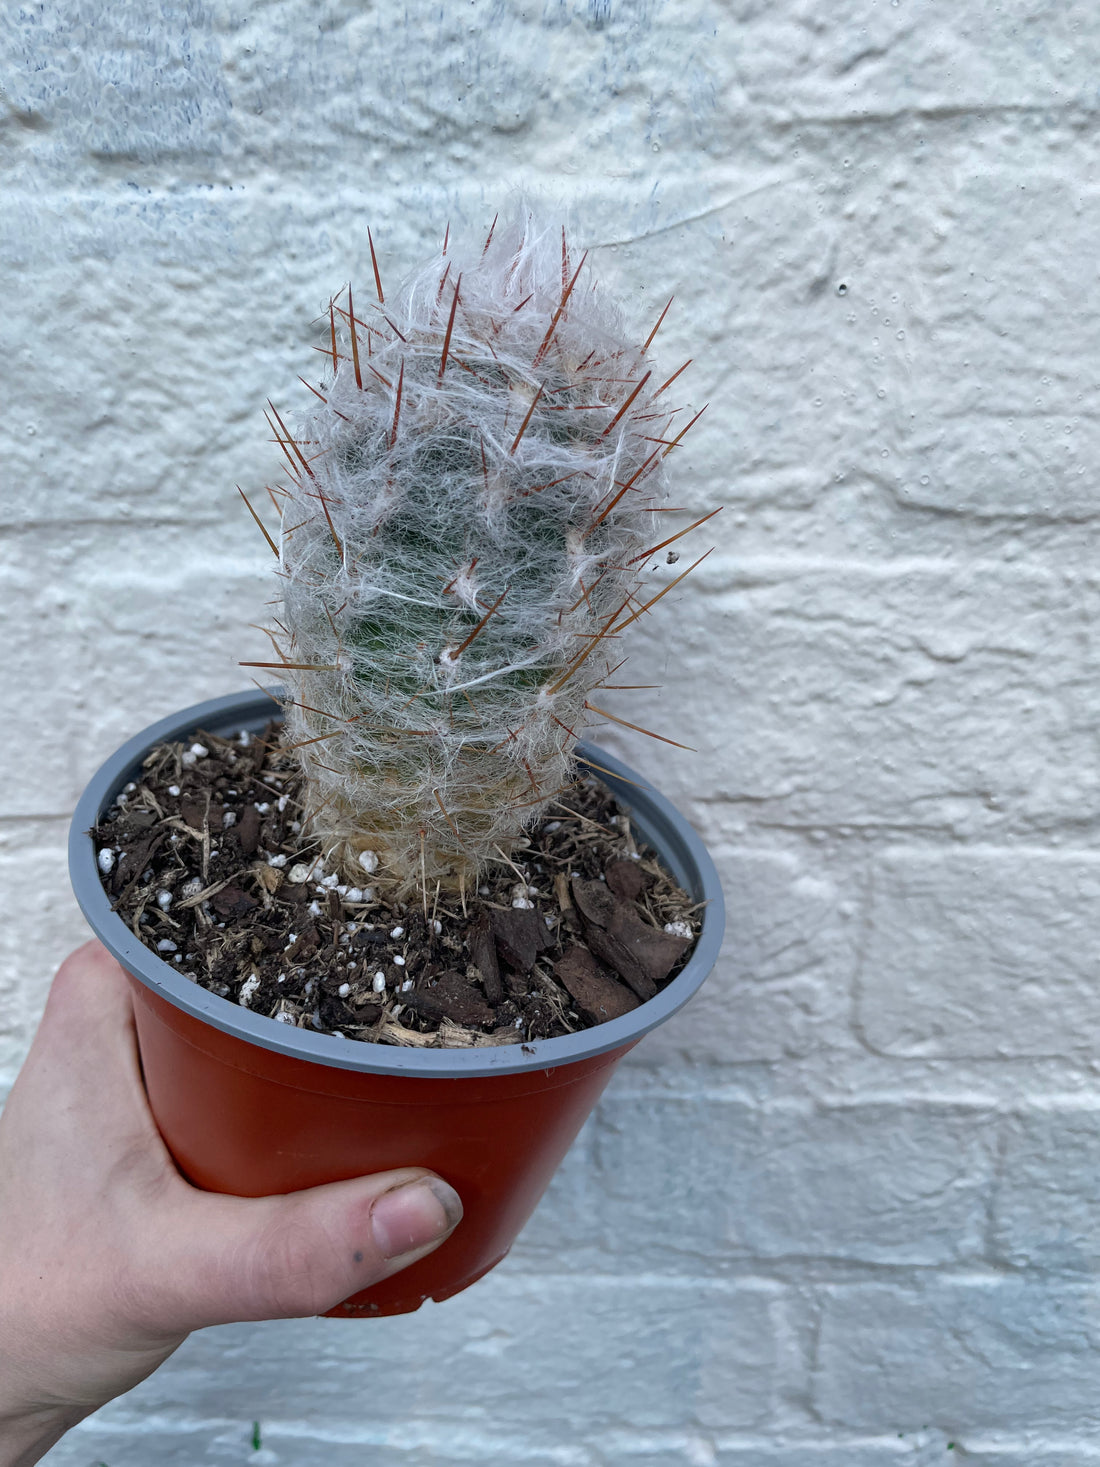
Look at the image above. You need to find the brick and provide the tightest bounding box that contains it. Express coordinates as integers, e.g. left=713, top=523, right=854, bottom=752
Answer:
left=41, top=1421, right=280, bottom=1467
left=992, top=1110, right=1100, bottom=1272
left=622, top=845, right=853, bottom=1066
left=0, top=261, right=287, bottom=527
left=0, top=526, right=271, bottom=819
left=0, top=2, right=725, bottom=186
left=719, top=1, right=1100, bottom=118
left=667, top=128, right=1100, bottom=534
left=6, top=3, right=1097, bottom=194
left=946, top=1447, right=1100, bottom=1467
left=891, top=163, right=1100, bottom=524
left=10, top=137, right=1092, bottom=560
left=44, top=1425, right=1100, bottom=1467
left=607, top=562, right=1100, bottom=842
left=712, top=1446, right=948, bottom=1467
left=46, top=1419, right=597, bottom=1466
left=815, top=1280, right=1100, bottom=1432
left=517, top=1099, right=997, bottom=1270
left=590, top=1438, right=919, bottom=1466
left=856, top=849, right=1100, bottom=1058
left=96, top=1276, right=778, bottom=1438
left=2, top=4, right=230, bottom=165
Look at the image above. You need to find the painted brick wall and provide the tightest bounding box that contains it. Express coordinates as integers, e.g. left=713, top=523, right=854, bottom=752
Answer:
left=1, top=0, right=1098, bottom=1461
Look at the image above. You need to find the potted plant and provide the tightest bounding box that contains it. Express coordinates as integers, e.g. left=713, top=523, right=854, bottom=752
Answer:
left=69, top=213, right=724, bottom=1317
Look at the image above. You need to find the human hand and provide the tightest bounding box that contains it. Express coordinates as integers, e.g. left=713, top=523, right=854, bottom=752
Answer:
left=0, top=941, right=462, bottom=1466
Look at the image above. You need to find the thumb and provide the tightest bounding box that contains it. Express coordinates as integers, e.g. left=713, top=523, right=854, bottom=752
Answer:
left=143, top=1168, right=463, bottom=1329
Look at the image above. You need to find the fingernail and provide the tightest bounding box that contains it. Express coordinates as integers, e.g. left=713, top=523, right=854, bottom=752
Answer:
left=371, top=1178, right=463, bottom=1260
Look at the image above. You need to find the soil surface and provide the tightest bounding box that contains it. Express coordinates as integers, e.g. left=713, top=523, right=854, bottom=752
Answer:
left=93, top=722, right=702, bottom=1049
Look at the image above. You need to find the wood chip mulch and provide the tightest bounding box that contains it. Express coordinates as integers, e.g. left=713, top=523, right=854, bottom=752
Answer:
left=92, top=722, right=702, bottom=1050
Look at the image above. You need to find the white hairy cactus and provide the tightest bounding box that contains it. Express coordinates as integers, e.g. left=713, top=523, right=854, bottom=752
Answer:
left=244, top=211, right=707, bottom=894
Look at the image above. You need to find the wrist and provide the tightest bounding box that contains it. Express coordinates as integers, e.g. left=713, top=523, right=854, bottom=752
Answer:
left=0, top=1405, right=85, bottom=1467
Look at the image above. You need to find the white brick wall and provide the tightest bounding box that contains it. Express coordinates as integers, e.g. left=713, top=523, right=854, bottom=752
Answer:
left=2, top=0, right=1098, bottom=1459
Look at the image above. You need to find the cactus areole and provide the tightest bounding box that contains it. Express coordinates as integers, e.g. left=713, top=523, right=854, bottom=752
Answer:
left=253, top=215, right=704, bottom=895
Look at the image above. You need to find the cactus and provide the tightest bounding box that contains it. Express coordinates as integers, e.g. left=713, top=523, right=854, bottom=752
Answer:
left=243, top=212, right=708, bottom=897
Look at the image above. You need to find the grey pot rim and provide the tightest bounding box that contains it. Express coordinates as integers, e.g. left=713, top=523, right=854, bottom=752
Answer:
left=69, top=689, right=725, bottom=1079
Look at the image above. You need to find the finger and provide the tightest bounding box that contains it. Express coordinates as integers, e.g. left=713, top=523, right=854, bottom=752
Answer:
left=133, top=1168, right=463, bottom=1329
left=24, top=941, right=144, bottom=1098
left=40, top=939, right=136, bottom=1043
left=2, top=942, right=168, bottom=1177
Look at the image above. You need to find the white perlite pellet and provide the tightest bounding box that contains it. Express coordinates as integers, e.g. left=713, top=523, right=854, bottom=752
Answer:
left=97, top=848, right=115, bottom=874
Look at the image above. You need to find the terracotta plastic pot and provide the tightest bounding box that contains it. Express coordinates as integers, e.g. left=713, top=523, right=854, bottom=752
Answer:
left=69, top=689, right=724, bottom=1316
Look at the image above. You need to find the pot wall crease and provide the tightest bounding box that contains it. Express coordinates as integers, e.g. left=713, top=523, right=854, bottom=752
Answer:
left=2, top=0, right=1099, bottom=1460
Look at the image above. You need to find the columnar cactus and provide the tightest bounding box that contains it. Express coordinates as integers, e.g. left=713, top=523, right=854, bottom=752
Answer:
left=246, top=212, right=706, bottom=895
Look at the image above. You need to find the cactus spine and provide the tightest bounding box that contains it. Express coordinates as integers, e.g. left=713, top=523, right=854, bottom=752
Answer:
left=254, top=213, right=698, bottom=895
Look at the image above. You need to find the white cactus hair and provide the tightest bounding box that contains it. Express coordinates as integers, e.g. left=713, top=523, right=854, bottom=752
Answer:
left=255, top=206, right=701, bottom=893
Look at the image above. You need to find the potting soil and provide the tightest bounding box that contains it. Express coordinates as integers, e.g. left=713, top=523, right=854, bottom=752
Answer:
left=93, top=722, right=701, bottom=1049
